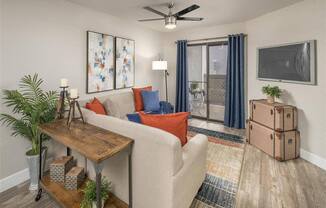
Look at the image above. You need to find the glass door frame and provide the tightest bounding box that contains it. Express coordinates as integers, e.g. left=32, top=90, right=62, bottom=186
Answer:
left=188, top=41, right=228, bottom=123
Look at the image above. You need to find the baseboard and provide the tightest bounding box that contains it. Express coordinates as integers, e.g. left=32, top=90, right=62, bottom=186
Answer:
left=300, top=148, right=326, bottom=170
left=0, top=168, right=30, bottom=193
left=0, top=157, right=53, bottom=193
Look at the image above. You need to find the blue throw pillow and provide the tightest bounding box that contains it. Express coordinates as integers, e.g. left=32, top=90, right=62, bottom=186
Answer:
left=141, top=90, right=160, bottom=112
left=144, top=110, right=161, bottom=114
left=159, top=101, right=174, bottom=114
left=127, top=113, right=141, bottom=123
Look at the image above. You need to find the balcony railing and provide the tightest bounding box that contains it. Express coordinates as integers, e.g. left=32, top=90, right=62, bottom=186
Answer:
left=188, top=75, right=226, bottom=120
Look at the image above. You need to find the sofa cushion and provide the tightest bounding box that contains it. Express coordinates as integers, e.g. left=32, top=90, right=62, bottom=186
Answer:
left=139, top=112, right=189, bottom=146
left=103, top=92, right=134, bottom=119
left=126, top=110, right=164, bottom=123
left=132, top=86, right=152, bottom=112
left=141, top=90, right=160, bottom=112
left=127, top=113, right=141, bottom=123
left=85, top=98, right=107, bottom=115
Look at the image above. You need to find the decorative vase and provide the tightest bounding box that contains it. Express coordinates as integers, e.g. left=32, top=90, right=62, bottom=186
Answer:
left=267, top=96, right=275, bottom=103
left=92, top=199, right=105, bottom=208
left=26, top=147, right=47, bottom=191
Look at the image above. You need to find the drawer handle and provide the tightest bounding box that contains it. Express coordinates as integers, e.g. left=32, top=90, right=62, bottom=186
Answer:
left=286, top=113, right=291, bottom=118
left=253, top=104, right=256, bottom=109
left=270, top=134, right=273, bottom=140
left=250, top=125, right=253, bottom=130
left=270, top=109, right=274, bottom=115
left=288, top=139, right=293, bottom=144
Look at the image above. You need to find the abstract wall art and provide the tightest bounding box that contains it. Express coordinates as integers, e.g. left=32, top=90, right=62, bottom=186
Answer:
left=115, top=37, right=135, bottom=89
left=87, top=31, right=115, bottom=93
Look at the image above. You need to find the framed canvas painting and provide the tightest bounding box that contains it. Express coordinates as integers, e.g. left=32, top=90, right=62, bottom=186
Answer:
left=87, top=31, right=115, bottom=93
left=115, top=37, right=135, bottom=89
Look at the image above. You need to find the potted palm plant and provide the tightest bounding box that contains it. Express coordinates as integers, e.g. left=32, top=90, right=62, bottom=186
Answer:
left=80, top=177, right=112, bottom=208
left=0, top=74, right=58, bottom=191
left=262, top=85, right=282, bottom=103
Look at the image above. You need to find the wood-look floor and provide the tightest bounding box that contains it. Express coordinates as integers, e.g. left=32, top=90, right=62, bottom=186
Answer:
left=0, top=182, right=59, bottom=208
left=236, top=144, right=326, bottom=208
left=1, top=119, right=326, bottom=208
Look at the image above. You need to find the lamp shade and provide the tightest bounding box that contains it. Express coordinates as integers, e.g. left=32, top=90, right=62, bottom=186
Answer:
left=152, top=61, right=167, bottom=70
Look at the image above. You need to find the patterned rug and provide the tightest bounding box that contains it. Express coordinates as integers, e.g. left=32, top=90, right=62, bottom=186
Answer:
left=188, top=126, right=245, bottom=208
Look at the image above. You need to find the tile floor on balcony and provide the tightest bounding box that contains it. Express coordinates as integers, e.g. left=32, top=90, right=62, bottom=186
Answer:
left=191, top=104, right=225, bottom=121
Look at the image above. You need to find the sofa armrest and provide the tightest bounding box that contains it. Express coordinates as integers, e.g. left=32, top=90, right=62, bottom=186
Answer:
left=171, top=134, right=208, bottom=208
left=172, top=133, right=208, bottom=177
left=182, top=134, right=208, bottom=168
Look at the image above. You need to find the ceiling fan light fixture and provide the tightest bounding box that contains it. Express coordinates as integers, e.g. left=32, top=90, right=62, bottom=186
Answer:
left=165, top=16, right=176, bottom=29
left=139, top=4, right=203, bottom=29
left=165, top=23, right=176, bottom=29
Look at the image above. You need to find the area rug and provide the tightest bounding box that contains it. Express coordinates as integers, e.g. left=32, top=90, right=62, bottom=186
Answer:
left=188, top=126, right=245, bottom=208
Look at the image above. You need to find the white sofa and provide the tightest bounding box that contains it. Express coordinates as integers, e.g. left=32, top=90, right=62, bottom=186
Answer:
left=79, top=91, right=208, bottom=208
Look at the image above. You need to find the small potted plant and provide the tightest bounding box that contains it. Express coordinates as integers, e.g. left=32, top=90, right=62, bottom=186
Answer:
left=0, top=74, right=58, bottom=191
left=262, top=85, right=282, bottom=103
left=81, top=177, right=112, bottom=208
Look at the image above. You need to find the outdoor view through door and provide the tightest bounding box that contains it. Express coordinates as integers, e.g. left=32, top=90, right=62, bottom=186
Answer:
left=188, top=42, right=228, bottom=122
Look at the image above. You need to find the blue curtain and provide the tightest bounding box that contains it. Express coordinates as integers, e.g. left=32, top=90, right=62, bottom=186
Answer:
left=224, top=34, right=245, bottom=129
left=175, top=40, right=189, bottom=112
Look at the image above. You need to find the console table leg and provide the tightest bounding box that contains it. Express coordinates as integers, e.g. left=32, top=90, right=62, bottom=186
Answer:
left=35, top=137, right=43, bottom=201
left=93, top=163, right=104, bottom=208
left=84, top=157, right=88, bottom=176
left=128, top=151, right=132, bottom=208
left=67, top=147, right=71, bottom=156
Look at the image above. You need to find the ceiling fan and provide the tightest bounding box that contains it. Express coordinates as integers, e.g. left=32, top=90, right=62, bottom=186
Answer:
left=138, top=2, right=203, bottom=29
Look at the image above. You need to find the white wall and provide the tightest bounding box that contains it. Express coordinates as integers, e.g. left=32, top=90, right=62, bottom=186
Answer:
left=246, top=0, right=326, bottom=161
left=0, top=0, right=164, bottom=181
left=162, top=23, right=246, bottom=105
left=0, top=0, right=4, bottom=183
left=163, top=0, right=326, bottom=168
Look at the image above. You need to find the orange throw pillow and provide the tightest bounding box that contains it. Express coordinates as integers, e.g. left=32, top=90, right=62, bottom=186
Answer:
left=132, top=86, right=152, bottom=112
left=85, top=98, right=107, bottom=115
left=139, top=112, right=189, bottom=146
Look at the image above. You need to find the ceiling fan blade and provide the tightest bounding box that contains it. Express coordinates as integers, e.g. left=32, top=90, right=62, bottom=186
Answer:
left=143, top=6, right=167, bottom=17
left=177, top=17, right=204, bottom=21
left=138, top=18, right=165, bottom=22
left=174, top=4, right=200, bottom=17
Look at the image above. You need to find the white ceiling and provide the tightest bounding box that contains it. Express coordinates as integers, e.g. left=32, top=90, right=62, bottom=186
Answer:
left=68, top=0, right=302, bottom=32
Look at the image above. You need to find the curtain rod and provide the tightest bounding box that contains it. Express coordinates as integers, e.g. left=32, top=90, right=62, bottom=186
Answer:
left=174, top=34, right=247, bottom=44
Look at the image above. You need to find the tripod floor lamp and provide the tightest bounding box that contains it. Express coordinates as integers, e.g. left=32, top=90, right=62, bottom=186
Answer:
left=152, top=60, right=169, bottom=101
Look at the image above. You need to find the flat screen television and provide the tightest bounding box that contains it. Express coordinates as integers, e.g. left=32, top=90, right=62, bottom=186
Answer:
left=257, top=40, right=316, bottom=85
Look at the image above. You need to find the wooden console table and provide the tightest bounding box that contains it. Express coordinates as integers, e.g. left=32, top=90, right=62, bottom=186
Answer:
left=35, top=119, right=133, bottom=208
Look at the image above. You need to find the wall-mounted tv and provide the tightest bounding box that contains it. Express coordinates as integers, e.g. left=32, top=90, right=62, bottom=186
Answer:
left=257, top=40, right=316, bottom=85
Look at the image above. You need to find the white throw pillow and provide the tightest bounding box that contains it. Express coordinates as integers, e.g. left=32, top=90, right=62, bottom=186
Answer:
left=103, top=92, right=135, bottom=119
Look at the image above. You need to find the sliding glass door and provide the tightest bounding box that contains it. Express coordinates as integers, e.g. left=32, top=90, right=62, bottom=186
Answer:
left=207, top=43, right=228, bottom=121
left=188, top=44, right=207, bottom=118
left=188, top=42, right=228, bottom=122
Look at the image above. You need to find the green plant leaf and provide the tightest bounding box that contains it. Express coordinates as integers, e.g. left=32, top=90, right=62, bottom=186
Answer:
left=0, top=73, right=58, bottom=154
left=80, top=177, right=112, bottom=208
left=262, top=85, right=282, bottom=98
